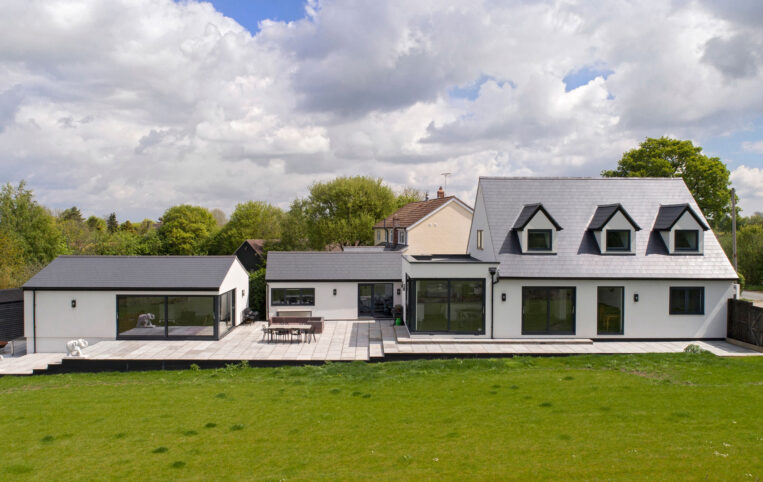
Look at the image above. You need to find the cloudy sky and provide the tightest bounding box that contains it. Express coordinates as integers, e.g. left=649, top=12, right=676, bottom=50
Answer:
left=1, top=0, right=762, bottom=221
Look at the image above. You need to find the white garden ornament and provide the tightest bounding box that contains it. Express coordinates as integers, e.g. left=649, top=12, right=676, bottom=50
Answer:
left=136, top=313, right=156, bottom=328
left=66, top=338, right=89, bottom=357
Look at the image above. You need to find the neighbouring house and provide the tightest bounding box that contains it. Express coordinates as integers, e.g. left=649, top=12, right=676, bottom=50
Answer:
left=267, top=177, right=739, bottom=339
left=22, top=256, right=249, bottom=353
left=0, top=289, right=24, bottom=344
left=265, top=251, right=403, bottom=319
left=234, top=239, right=268, bottom=271
left=373, top=186, right=473, bottom=255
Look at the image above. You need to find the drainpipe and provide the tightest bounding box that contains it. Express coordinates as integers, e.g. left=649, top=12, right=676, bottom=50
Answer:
left=488, top=267, right=499, bottom=339
left=32, top=290, right=37, bottom=353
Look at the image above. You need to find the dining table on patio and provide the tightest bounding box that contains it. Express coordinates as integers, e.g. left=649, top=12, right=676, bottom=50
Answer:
left=264, top=323, right=315, bottom=343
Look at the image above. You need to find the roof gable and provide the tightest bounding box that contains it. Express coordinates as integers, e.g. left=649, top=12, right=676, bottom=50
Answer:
left=654, top=204, right=710, bottom=231
left=373, top=196, right=472, bottom=229
left=588, top=204, right=642, bottom=231
left=512, top=203, right=563, bottom=231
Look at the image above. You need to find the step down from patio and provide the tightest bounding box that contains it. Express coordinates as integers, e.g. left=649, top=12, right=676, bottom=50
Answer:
left=393, top=325, right=593, bottom=345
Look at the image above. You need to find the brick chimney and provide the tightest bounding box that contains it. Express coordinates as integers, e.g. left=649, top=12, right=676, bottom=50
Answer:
left=437, top=186, right=445, bottom=199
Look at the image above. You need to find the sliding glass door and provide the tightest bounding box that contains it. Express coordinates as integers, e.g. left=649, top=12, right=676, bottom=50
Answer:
left=358, top=283, right=394, bottom=318
left=411, top=279, right=485, bottom=333
left=522, top=287, right=575, bottom=335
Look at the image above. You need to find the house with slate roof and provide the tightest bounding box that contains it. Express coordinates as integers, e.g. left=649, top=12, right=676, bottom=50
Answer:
left=267, top=177, right=738, bottom=339
left=22, top=256, right=248, bottom=352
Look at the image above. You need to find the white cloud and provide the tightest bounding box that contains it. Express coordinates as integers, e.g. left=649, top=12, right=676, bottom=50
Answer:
left=731, top=165, right=763, bottom=215
left=0, top=0, right=762, bottom=220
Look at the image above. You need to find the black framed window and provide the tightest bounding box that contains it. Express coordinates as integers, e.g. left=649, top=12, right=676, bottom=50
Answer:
left=410, top=279, right=485, bottom=333
left=669, top=287, right=704, bottom=315
left=675, top=230, right=699, bottom=251
left=605, top=230, right=630, bottom=251
left=597, top=287, right=624, bottom=334
left=522, top=287, right=575, bottom=334
left=271, top=288, right=315, bottom=306
left=527, top=229, right=552, bottom=251
left=117, top=294, right=219, bottom=340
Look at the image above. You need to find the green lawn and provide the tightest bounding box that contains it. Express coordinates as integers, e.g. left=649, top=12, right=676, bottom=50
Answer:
left=1, top=354, right=762, bottom=480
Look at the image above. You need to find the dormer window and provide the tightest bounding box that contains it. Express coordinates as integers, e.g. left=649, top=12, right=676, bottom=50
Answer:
left=588, top=204, right=640, bottom=254
left=654, top=204, right=709, bottom=255
left=397, top=229, right=407, bottom=245
left=527, top=229, right=552, bottom=251
left=605, top=230, right=631, bottom=251
left=675, top=230, right=698, bottom=252
left=512, top=203, right=563, bottom=254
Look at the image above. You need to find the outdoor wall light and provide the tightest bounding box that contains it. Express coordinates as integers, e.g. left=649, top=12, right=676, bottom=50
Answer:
left=397, top=288, right=401, bottom=295
left=242, top=290, right=246, bottom=298
left=333, top=288, right=337, bottom=296
left=633, top=293, right=639, bottom=302
left=501, top=293, right=506, bottom=302
left=71, top=299, right=77, bottom=308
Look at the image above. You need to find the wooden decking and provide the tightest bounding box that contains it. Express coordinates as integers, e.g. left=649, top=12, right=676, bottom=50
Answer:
left=1, top=319, right=760, bottom=375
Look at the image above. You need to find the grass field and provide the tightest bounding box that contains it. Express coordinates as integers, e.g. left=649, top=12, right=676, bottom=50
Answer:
left=1, top=353, right=762, bottom=480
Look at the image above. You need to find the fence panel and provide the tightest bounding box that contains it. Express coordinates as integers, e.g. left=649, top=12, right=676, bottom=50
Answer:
left=727, top=299, right=763, bottom=347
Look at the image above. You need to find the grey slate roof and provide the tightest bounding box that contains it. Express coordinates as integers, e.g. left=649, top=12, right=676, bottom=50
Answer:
left=266, top=251, right=402, bottom=281
left=588, top=204, right=641, bottom=231
left=478, top=177, right=737, bottom=279
left=512, top=203, right=563, bottom=230
left=654, top=204, right=710, bottom=231
left=23, top=256, right=240, bottom=290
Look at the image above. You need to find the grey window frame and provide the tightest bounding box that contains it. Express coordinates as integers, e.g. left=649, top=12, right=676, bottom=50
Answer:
left=408, top=278, right=486, bottom=334
left=674, top=230, right=699, bottom=252
left=521, top=286, right=576, bottom=335
left=270, top=287, right=315, bottom=306
left=669, top=287, right=704, bottom=315
left=115, top=294, right=220, bottom=341
left=597, top=286, right=624, bottom=335
left=605, top=230, right=631, bottom=251
left=527, top=229, right=552, bottom=251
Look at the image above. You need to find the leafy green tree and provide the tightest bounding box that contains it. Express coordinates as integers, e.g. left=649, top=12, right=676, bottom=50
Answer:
left=89, top=230, right=141, bottom=255
left=206, top=201, right=284, bottom=255
left=0, top=231, right=42, bottom=288
left=86, top=215, right=106, bottom=232
left=602, top=137, right=731, bottom=227
left=106, top=212, right=119, bottom=233
left=210, top=208, right=228, bottom=227
left=57, top=217, right=92, bottom=254
left=120, top=220, right=137, bottom=233
left=275, top=198, right=311, bottom=251
left=301, top=176, right=399, bottom=248
left=59, top=206, right=83, bottom=223
left=136, top=229, right=162, bottom=255
left=157, top=205, right=217, bottom=255
left=718, top=224, right=763, bottom=286
left=248, top=268, right=267, bottom=320
left=0, top=181, right=66, bottom=263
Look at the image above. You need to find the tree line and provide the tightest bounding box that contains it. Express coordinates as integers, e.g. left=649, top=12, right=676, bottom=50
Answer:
left=1, top=137, right=760, bottom=290
left=0, top=177, right=422, bottom=288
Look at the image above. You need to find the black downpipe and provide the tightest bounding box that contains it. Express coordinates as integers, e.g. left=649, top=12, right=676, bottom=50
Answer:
left=490, top=269, right=499, bottom=339
left=32, top=290, right=37, bottom=353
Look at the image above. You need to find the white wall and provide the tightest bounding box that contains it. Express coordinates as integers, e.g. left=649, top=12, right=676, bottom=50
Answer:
left=267, top=281, right=403, bottom=320
left=24, top=289, right=219, bottom=353
left=218, top=260, right=250, bottom=326
left=466, top=187, right=497, bottom=262
left=492, top=279, right=734, bottom=339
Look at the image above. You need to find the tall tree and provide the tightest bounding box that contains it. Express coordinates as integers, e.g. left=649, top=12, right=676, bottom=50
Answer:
left=210, top=208, right=228, bottom=227
left=106, top=212, right=119, bottom=233
left=59, top=206, right=83, bottom=223
left=302, top=176, right=399, bottom=248
left=86, top=215, right=106, bottom=232
left=0, top=231, right=42, bottom=288
left=602, top=137, right=731, bottom=227
left=276, top=198, right=311, bottom=251
left=206, top=201, right=284, bottom=255
left=157, top=205, right=217, bottom=255
left=0, top=181, right=66, bottom=263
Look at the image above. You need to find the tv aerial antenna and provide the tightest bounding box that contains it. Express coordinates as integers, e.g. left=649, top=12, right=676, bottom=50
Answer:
left=441, top=172, right=452, bottom=190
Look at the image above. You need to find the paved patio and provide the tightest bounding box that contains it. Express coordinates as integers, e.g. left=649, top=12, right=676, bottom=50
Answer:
left=1, top=319, right=760, bottom=375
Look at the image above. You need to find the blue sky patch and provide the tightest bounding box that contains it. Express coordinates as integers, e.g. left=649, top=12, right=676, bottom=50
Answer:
left=449, top=75, right=514, bottom=101
left=702, top=116, right=763, bottom=169
left=563, top=66, right=613, bottom=92
left=208, top=0, right=308, bottom=32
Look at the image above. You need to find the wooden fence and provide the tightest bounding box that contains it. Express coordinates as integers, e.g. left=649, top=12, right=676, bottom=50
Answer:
left=727, top=299, right=763, bottom=347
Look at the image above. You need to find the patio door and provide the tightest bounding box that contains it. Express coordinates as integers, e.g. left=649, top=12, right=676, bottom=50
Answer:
left=358, top=283, right=393, bottom=318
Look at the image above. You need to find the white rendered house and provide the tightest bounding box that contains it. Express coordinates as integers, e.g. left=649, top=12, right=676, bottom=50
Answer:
left=267, top=177, right=738, bottom=339
left=23, top=256, right=249, bottom=353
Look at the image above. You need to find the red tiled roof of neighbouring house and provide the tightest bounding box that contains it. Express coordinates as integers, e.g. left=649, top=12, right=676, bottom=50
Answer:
left=373, top=196, right=471, bottom=229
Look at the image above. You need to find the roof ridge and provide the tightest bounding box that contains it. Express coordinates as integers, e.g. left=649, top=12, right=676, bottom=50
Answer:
left=479, top=176, right=684, bottom=181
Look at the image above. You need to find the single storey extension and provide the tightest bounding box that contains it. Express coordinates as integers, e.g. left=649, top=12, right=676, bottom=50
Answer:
left=265, top=251, right=403, bottom=320
left=23, top=256, right=249, bottom=353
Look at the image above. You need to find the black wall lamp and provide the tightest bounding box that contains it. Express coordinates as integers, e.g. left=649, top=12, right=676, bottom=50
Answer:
left=333, top=288, right=337, bottom=296
left=397, top=288, right=401, bottom=295
left=633, top=293, right=639, bottom=302
left=501, top=293, right=507, bottom=302
left=71, top=299, right=77, bottom=308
